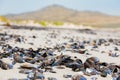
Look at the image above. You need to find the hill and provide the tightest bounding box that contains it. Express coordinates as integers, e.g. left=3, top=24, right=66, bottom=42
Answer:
left=5, top=5, right=120, bottom=28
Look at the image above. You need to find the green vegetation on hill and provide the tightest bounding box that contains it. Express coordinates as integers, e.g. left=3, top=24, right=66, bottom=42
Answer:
left=0, top=16, right=10, bottom=26
left=37, top=21, right=47, bottom=27
left=0, top=16, right=8, bottom=22
left=52, top=21, right=64, bottom=26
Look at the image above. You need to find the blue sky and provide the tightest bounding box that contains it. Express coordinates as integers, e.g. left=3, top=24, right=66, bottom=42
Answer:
left=0, top=0, right=120, bottom=16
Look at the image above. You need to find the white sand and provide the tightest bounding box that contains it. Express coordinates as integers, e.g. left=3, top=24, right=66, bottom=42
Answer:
left=0, top=26, right=120, bottom=80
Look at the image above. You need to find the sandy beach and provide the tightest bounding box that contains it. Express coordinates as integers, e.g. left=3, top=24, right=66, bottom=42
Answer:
left=0, top=26, right=120, bottom=80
